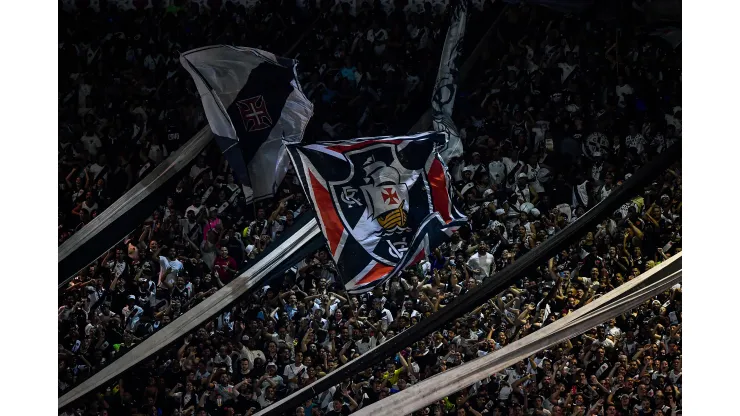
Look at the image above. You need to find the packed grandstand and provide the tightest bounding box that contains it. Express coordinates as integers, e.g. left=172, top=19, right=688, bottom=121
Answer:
left=59, top=1, right=681, bottom=415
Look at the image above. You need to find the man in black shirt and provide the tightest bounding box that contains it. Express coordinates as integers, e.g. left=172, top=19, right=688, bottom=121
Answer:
left=325, top=389, right=358, bottom=416
left=360, top=377, right=385, bottom=406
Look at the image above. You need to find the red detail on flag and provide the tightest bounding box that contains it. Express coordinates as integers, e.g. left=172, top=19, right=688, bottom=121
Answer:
left=326, top=139, right=403, bottom=153
left=410, top=248, right=427, bottom=266
left=356, top=262, right=393, bottom=285
left=236, top=96, right=273, bottom=132
left=428, top=158, right=452, bottom=223
left=381, top=187, right=399, bottom=205
left=309, top=169, right=343, bottom=257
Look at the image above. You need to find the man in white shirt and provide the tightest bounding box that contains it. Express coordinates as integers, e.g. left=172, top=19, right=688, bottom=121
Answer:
left=367, top=22, right=388, bottom=55
left=122, top=295, right=144, bottom=332
left=372, top=297, right=394, bottom=331
left=283, top=358, right=307, bottom=391
left=488, top=153, right=507, bottom=186
left=80, top=125, right=102, bottom=157
left=239, top=338, right=266, bottom=371
left=158, top=247, right=184, bottom=288
left=213, top=346, right=233, bottom=373
left=189, top=156, right=211, bottom=181
left=355, top=328, right=378, bottom=355
left=467, top=244, right=495, bottom=280
left=616, top=76, right=633, bottom=108
left=606, top=319, right=622, bottom=339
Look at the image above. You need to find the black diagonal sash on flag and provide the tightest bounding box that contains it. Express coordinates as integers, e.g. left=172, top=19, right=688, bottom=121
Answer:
left=181, top=45, right=313, bottom=203
left=285, top=132, right=468, bottom=293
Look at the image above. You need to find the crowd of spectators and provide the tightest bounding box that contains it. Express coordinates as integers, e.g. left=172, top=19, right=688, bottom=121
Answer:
left=59, top=2, right=682, bottom=416
left=58, top=0, right=316, bottom=244
left=58, top=0, right=487, bottom=404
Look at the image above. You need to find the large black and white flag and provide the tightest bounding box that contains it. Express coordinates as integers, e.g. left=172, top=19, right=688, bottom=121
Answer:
left=181, top=45, right=313, bottom=203
left=286, top=132, right=467, bottom=293
left=431, top=0, right=468, bottom=162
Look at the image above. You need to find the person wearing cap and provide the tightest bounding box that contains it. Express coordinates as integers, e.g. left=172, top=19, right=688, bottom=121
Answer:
left=121, top=295, right=144, bottom=333
left=258, top=361, right=284, bottom=391
left=325, top=387, right=358, bottom=416
left=457, top=166, right=475, bottom=191
left=513, top=172, right=538, bottom=208
left=464, top=151, right=486, bottom=176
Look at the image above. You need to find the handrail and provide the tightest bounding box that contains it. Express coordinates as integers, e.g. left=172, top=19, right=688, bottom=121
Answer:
left=58, top=218, right=323, bottom=409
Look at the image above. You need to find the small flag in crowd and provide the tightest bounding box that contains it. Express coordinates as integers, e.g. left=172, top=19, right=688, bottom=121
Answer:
left=286, top=132, right=467, bottom=293
left=431, top=0, right=467, bottom=162
left=180, top=45, right=313, bottom=203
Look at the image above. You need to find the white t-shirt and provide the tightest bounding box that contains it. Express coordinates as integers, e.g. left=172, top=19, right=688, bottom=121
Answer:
left=138, top=280, right=157, bottom=307
left=616, top=84, right=634, bottom=108
left=158, top=256, right=184, bottom=285
left=78, top=83, right=92, bottom=108
left=81, top=134, right=102, bottom=156
left=111, top=260, right=127, bottom=279
left=625, top=134, right=646, bottom=154
left=122, top=304, right=144, bottom=331
left=665, top=114, right=682, bottom=137
left=467, top=252, right=495, bottom=279
left=558, top=62, right=577, bottom=83
left=257, top=391, right=274, bottom=408
left=503, top=157, right=523, bottom=182
left=488, top=160, right=506, bottom=185
left=356, top=336, right=378, bottom=355
left=190, top=165, right=211, bottom=181
left=367, top=28, right=388, bottom=55
left=284, top=363, right=307, bottom=389
left=87, top=163, right=107, bottom=180
left=312, top=298, right=341, bottom=316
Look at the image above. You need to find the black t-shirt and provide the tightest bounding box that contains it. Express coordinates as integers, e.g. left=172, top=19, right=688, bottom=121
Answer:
left=361, top=386, right=381, bottom=406
left=171, top=284, right=191, bottom=304
left=167, top=123, right=181, bottom=147
left=233, top=395, right=261, bottom=414
left=412, top=351, right=437, bottom=372
left=204, top=397, right=228, bottom=416
left=326, top=404, right=352, bottom=416
left=586, top=358, right=611, bottom=379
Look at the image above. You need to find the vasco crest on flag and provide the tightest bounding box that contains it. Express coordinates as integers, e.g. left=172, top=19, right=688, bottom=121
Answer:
left=286, top=132, right=467, bottom=293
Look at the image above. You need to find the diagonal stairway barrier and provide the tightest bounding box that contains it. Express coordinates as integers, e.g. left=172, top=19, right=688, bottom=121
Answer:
left=58, top=214, right=324, bottom=409
left=355, top=254, right=682, bottom=416
left=256, top=143, right=681, bottom=415
left=58, top=13, right=323, bottom=284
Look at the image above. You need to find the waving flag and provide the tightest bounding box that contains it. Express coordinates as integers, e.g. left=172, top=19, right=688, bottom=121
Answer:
left=286, top=132, right=467, bottom=293
left=431, top=0, right=468, bottom=162
left=181, top=45, right=313, bottom=203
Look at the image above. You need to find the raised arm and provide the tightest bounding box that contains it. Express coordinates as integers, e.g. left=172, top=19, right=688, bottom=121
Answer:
left=65, top=167, right=78, bottom=188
